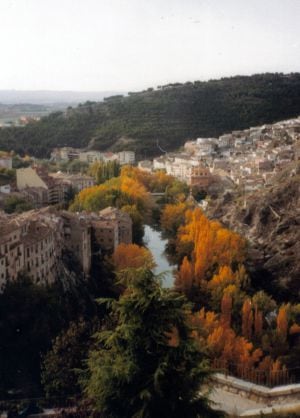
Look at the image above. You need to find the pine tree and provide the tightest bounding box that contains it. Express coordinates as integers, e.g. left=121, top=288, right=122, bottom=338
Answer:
left=82, top=268, right=223, bottom=418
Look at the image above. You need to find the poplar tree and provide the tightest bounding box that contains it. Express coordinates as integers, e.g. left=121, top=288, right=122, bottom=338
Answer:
left=82, top=268, right=222, bottom=418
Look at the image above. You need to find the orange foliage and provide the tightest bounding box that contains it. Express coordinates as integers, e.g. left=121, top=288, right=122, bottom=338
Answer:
left=277, top=305, right=288, bottom=342
left=220, top=293, right=232, bottom=328
left=242, top=299, right=253, bottom=341
left=289, top=323, right=300, bottom=335
left=192, top=308, right=262, bottom=369
left=165, top=326, right=180, bottom=348
left=112, top=243, right=155, bottom=271
left=177, top=208, right=246, bottom=291
left=175, top=256, right=194, bottom=296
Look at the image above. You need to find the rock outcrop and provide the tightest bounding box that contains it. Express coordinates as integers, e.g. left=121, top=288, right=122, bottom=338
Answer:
left=209, top=165, right=300, bottom=301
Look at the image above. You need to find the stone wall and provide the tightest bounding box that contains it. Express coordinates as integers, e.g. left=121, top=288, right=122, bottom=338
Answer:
left=212, top=373, right=300, bottom=406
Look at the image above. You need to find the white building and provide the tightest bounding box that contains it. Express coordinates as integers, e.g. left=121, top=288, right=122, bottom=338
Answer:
left=118, top=151, right=135, bottom=165
left=79, top=151, right=103, bottom=164
left=153, top=157, right=167, bottom=170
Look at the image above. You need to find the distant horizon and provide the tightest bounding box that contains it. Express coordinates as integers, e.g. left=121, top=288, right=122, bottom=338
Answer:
left=1, top=71, right=299, bottom=96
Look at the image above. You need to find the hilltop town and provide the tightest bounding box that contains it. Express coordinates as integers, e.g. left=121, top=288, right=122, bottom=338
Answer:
left=0, top=117, right=299, bottom=292
left=139, top=116, right=300, bottom=195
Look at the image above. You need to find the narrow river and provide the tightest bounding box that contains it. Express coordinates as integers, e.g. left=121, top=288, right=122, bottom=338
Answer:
left=143, top=225, right=177, bottom=288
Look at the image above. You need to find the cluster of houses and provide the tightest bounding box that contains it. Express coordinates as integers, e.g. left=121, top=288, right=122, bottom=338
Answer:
left=50, top=147, right=135, bottom=165
left=0, top=149, right=135, bottom=208
left=0, top=206, right=132, bottom=292
left=139, top=117, right=300, bottom=193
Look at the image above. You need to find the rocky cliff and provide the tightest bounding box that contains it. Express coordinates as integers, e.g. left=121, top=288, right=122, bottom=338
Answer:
left=210, top=164, right=300, bottom=301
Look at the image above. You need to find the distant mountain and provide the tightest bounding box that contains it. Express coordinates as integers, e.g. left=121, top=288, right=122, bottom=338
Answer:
left=0, top=73, right=300, bottom=157
left=0, top=90, right=124, bottom=105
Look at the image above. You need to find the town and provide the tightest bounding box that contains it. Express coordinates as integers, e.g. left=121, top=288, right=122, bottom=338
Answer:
left=0, top=115, right=300, bottom=417
left=0, top=116, right=299, bottom=214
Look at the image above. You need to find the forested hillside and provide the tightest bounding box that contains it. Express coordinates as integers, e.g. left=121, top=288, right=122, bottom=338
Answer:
left=1, top=73, right=300, bottom=158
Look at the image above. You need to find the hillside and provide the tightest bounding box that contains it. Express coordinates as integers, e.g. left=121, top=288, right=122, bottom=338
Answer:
left=0, top=73, right=300, bottom=158
left=210, top=163, right=300, bottom=302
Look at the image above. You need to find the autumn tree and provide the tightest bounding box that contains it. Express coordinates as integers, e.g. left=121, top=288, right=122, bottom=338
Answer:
left=220, top=293, right=232, bottom=328
left=176, top=208, right=246, bottom=287
left=175, top=256, right=194, bottom=297
left=160, top=202, right=189, bottom=236
left=113, top=243, right=155, bottom=271
left=82, top=269, right=223, bottom=418
left=277, top=305, right=288, bottom=342
left=242, top=299, right=253, bottom=341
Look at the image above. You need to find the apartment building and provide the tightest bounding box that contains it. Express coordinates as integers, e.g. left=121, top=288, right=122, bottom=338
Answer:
left=0, top=206, right=133, bottom=291
left=60, top=211, right=92, bottom=275
left=17, top=166, right=68, bottom=206
left=49, top=172, right=95, bottom=192
left=99, top=207, right=132, bottom=245
left=0, top=210, right=62, bottom=291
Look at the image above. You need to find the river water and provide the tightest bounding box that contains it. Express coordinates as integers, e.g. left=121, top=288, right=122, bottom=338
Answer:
left=143, top=225, right=176, bottom=288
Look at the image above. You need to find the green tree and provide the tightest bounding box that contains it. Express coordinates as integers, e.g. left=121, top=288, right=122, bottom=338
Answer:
left=42, top=319, right=99, bottom=398
left=82, top=269, right=222, bottom=418
left=3, top=195, right=34, bottom=214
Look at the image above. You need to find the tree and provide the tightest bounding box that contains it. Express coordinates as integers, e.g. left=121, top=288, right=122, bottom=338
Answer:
left=242, top=299, right=253, bottom=341
left=82, top=269, right=222, bottom=418
left=112, top=244, right=155, bottom=271
left=42, top=319, right=99, bottom=398
left=160, top=202, right=189, bottom=236
left=121, top=204, right=144, bottom=244
left=4, top=195, right=34, bottom=214
left=277, top=305, right=288, bottom=342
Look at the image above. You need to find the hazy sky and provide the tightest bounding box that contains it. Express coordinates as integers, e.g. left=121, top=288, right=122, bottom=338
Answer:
left=1, top=0, right=300, bottom=91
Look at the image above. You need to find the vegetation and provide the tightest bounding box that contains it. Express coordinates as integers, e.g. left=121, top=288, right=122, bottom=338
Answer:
left=112, top=243, right=155, bottom=271
left=70, top=166, right=189, bottom=242
left=0, top=272, right=112, bottom=399
left=82, top=268, right=222, bottom=418
left=160, top=203, right=300, bottom=384
left=42, top=318, right=100, bottom=398
left=3, top=195, right=34, bottom=213
left=0, top=74, right=300, bottom=157
left=88, top=160, right=121, bottom=184
left=0, top=167, right=15, bottom=186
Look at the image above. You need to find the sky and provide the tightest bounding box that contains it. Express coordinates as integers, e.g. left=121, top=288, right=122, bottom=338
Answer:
left=1, top=0, right=300, bottom=92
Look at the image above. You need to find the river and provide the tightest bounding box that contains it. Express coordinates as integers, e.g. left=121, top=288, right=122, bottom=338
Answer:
left=143, top=225, right=176, bottom=287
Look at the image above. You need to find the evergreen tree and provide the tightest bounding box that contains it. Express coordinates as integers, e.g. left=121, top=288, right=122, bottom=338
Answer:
left=82, top=268, right=222, bottom=418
